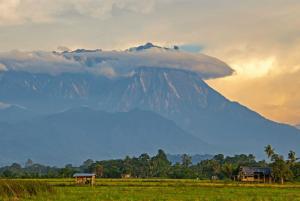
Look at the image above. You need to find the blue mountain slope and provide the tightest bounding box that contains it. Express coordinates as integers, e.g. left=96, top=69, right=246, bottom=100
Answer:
left=0, top=67, right=299, bottom=161
left=0, top=108, right=211, bottom=165
left=0, top=105, right=37, bottom=123
left=96, top=67, right=300, bottom=157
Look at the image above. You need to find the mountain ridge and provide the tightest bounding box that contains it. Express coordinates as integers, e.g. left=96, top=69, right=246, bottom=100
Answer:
left=0, top=107, right=212, bottom=165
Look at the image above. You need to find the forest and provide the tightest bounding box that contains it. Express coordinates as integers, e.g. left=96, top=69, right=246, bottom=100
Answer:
left=1, top=145, right=299, bottom=183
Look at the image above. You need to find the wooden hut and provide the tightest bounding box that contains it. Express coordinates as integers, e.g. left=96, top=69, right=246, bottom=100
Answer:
left=237, top=166, right=272, bottom=183
left=73, top=173, right=96, bottom=186
left=121, top=173, right=131, bottom=179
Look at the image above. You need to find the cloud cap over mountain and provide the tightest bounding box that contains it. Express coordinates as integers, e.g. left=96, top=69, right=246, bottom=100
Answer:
left=0, top=43, right=234, bottom=79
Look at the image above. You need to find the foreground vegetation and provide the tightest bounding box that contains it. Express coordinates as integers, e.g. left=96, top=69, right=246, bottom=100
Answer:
left=1, top=179, right=300, bottom=201
left=1, top=145, right=300, bottom=200
left=0, top=180, right=53, bottom=200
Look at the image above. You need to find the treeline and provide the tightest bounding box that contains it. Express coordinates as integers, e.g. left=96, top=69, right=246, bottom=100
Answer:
left=1, top=146, right=299, bottom=183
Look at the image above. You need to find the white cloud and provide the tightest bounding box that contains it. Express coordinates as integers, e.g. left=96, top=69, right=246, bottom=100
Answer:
left=57, top=46, right=70, bottom=52
left=0, top=46, right=233, bottom=78
left=0, top=0, right=161, bottom=25
left=0, top=63, right=7, bottom=71
left=62, top=46, right=234, bottom=78
left=96, top=66, right=117, bottom=77
left=0, top=50, right=84, bottom=75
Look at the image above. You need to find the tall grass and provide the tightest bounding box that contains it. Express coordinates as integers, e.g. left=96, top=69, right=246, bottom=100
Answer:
left=1, top=179, right=300, bottom=201
left=0, top=180, right=53, bottom=199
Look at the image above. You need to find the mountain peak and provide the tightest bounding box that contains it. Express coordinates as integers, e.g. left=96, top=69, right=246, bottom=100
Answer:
left=128, top=42, right=178, bottom=52
left=59, top=48, right=102, bottom=54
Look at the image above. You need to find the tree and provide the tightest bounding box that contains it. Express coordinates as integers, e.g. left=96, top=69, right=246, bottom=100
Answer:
left=25, top=159, right=33, bottom=168
left=213, top=154, right=224, bottom=163
left=271, top=154, right=293, bottom=184
left=60, top=164, right=76, bottom=178
left=81, top=159, right=94, bottom=172
left=150, top=149, right=171, bottom=177
left=94, top=164, right=104, bottom=177
left=265, top=145, right=275, bottom=159
left=137, top=153, right=151, bottom=178
left=197, top=159, right=221, bottom=179
left=222, top=163, right=233, bottom=179
left=288, top=150, right=297, bottom=165
left=181, top=154, right=192, bottom=168
left=123, top=156, right=133, bottom=175
left=291, top=163, right=300, bottom=181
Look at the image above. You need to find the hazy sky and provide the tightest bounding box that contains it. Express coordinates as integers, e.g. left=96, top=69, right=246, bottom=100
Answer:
left=0, top=0, right=300, bottom=125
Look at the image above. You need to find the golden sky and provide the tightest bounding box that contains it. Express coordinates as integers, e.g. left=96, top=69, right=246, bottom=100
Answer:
left=207, top=64, right=300, bottom=125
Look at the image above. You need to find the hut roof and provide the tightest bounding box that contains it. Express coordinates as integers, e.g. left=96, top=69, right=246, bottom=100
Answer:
left=239, top=166, right=271, bottom=176
left=73, top=173, right=96, bottom=177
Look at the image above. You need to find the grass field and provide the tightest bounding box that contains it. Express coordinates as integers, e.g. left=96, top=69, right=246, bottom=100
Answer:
left=1, top=179, right=300, bottom=201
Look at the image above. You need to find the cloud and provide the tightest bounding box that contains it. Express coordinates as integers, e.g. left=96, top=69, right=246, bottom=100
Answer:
left=0, top=46, right=233, bottom=79
left=0, top=50, right=85, bottom=75
left=0, top=0, right=161, bottom=26
left=179, top=44, right=204, bottom=53
left=94, top=66, right=117, bottom=78
left=62, top=46, right=234, bottom=79
left=0, top=63, right=7, bottom=71
left=57, top=46, right=70, bottom=52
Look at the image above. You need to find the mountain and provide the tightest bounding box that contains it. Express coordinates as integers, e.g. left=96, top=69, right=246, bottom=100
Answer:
left=167, top=154, right=213, bottom=164
left=101, top=68, right=300, bottom=156
left=1, top=67, right=299, bottom=161
left=0, top=107, right=211, bottom=165
left=96, top=67, right=300, bottom=156
left=0, top=104, right=37, bottom=123
left=127, top=42, right=177, bottom=52
left=0, top=71, right=112, bottom=112
left=1, top=43, right=300, bottom=164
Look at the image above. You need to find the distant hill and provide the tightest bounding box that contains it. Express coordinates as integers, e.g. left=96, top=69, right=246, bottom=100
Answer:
left=0, top=107, right=211, bottom=166
left=0, top=105, right=37, bottom=123
left=167, top=154, right=213, bottom=164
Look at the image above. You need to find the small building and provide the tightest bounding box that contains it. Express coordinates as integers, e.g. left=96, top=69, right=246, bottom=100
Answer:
left=211, top=175, right=219, bottom=180
left=121, top=173, right=131, bottom=179
left=73, top=173, right=96, bottom=186
left=238, top=166, right=272, bottom=183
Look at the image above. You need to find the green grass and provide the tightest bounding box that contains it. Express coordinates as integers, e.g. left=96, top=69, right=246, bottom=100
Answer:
left=0, top=179, right=53, bottom=201
left=2, top=179, right=300, bottom=201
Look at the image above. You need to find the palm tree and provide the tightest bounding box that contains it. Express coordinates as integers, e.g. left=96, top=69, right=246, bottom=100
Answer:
left=265, top=145, right=275, bottom=159
left=288, top=150, right=296, bottom=165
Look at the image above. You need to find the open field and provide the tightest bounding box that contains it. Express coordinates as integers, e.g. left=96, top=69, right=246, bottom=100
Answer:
left=0, top=180, right=53, bottom=200
left=1, top=179, right=300, bottom=201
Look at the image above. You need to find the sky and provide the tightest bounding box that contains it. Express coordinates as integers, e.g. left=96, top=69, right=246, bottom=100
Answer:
left=0, top=0, right=300, bottom=125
